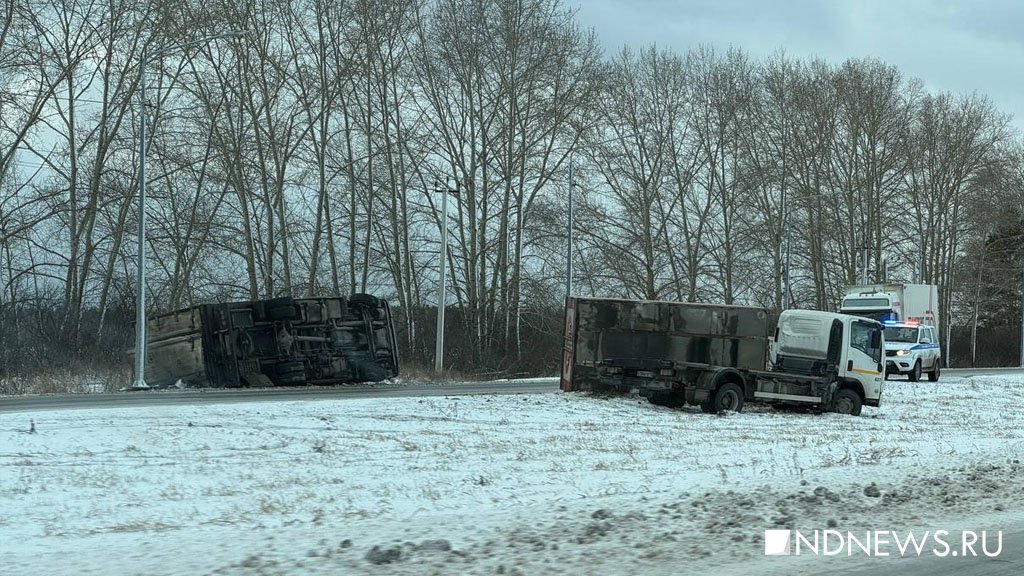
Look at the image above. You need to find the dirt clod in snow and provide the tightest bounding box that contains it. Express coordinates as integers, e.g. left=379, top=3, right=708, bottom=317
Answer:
left=8, top=378, right=1024, bottom=576
left=417, top=539, right=452, bottom=552
left=863, top=483, right=881, bottom=497
left=365, top=545, right=403, bottom=564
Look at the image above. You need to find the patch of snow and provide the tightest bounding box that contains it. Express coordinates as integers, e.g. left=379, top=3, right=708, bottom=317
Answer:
left=2, top=375, right=1023, bottom=574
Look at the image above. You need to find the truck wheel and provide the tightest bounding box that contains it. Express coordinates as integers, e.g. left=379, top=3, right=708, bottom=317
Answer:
left=927, top=363, right=940, bottom=382
left=708, top=382, right=744, bottom=413
left=832, top=388, right=862, bottom=416
left=908, top=360, right=921, bottom=382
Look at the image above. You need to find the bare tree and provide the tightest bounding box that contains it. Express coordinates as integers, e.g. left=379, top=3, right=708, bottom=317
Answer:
left=904, top=92, right=1011, bottom=333
left=414, top=0, right=599, bottom=365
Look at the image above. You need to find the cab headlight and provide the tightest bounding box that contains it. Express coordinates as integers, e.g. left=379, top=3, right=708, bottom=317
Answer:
left=896, top=350, right=910, bottom=356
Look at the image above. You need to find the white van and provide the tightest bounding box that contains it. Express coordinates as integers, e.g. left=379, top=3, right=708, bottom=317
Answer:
left=883, top=321, right=941, bottom=381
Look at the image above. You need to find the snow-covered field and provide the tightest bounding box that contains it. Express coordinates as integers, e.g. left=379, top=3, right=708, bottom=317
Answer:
left=2, top=375, right=1024, bottom=575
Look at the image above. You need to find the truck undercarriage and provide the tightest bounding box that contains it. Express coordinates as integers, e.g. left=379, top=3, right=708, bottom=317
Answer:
left=140, top=295, right=399, bottom=388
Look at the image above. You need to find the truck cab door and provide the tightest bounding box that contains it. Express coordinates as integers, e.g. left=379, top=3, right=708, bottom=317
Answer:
left=843, top=320, right=884, bottom=393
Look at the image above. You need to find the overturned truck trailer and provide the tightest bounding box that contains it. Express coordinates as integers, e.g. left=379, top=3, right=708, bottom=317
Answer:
left=140, top=295, right=399, bottom=388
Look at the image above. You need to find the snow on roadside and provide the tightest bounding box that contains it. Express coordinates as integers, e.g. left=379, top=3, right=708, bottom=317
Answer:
left=1, top=375, right=1023, bottom=575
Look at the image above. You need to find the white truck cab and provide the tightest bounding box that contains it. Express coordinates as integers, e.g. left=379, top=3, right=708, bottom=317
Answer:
left=883, top=321, right=941, bottom=382
left=770, top=310, right=885, bottom=411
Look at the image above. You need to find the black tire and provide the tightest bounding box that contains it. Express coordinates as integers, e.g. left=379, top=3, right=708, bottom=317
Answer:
left=268, top=303, right=297, bottom=321
left=648, top=392, right=684, bottom=408
left=908, top=360, right=921, bottom=382
left=275, top=361, right=306, bottom=385
left=927, top=362, right=940, bottom=382
left=699, top=397, right=716, bottom=413
left=707, top=382, right=744, bottom=413
left=584, top=380, right=617, bottom=395
left=359, top=362, right=389, bottom=382
left=349, top=293, right=379, bottom=308
left=278, top=361, right=305, bottom=373
left=264, top=296, right=294, bottom=309
left=832, top=388, right=863, bottom=416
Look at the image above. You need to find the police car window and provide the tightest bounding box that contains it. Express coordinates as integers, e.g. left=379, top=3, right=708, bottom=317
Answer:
left=883, top=327, right=918, bottom=343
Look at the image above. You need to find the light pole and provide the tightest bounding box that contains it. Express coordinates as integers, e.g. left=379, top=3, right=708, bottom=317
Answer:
left=566, top=157, right=574, bottom=301
left=435, top=179, right=456, bottom=373
left=565, top=133, right=639, bottom=301
left=132, top=31, right=246, bottom=389
left=860, top=240, right=870, bottom=285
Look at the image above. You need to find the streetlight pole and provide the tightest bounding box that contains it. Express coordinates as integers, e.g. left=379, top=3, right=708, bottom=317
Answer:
left=133, top=48, right=148, bottom=390
left=132, top=31, right=247, bottom=390
left=566, top=158, right=574, bottom=301
left=860, top=241, right=869, bottom=285
left=435, top=180, right=450, bottom=374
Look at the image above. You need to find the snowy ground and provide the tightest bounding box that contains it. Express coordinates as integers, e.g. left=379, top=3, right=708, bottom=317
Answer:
left=2, top=375, right=1024, bottom=575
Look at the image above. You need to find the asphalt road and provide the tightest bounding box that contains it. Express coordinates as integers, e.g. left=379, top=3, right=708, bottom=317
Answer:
left=940, top=367, right=1024, bottom=376
left=0, top=378, right=561, bottom=414
left=1, top=367, right=1021, bottom=414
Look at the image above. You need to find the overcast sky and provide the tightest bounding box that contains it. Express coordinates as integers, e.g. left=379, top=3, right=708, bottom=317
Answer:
left=574, top=0, right=1024, bottom=132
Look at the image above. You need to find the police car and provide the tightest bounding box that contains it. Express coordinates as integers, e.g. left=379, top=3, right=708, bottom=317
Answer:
left=883, top=320, right=941, bottom=381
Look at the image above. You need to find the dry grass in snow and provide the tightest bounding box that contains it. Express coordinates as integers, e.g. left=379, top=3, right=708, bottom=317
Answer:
left=2, top=374, right=1024, bottom=574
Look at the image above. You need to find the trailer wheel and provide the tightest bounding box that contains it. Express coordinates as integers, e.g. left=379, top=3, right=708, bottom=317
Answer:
left=359, top=361, right=389, bottom=382
left=349, top=293, right=380, bottom=308
left=706, top=382, right=744, bottom=413
left=275, top=361, right=307, bottom=385
left=268, top=303, right=298, bottom=321
left=832, top=388, right=862, bottom=416
left=649, top=392, right=684, bottom=408
left=585, top=380, right=616, bottom=395
left=908, top=360, right=921, bottom=382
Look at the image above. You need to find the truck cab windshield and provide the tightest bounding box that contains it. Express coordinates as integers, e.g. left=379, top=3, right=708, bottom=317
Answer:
left=884, top=327, right=919, bottom=343
left=843, top=297, right=890, bottom=308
